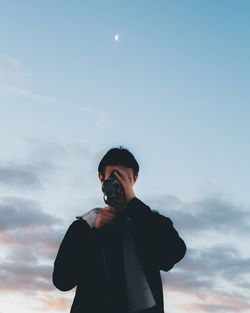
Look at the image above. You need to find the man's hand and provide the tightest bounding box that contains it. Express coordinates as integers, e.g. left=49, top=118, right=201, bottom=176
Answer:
left=95, top=206, right=119, bottom=229
left=113, top=169, right=136, bottom=203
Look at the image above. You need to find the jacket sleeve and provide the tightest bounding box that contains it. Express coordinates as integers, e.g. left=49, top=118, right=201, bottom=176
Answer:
left=124, top=197, right=187, bottom=272
left=52, top=219, right=92, bottom=291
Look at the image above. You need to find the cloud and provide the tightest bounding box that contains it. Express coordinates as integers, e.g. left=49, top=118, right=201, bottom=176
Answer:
left=0, top=238, right=56, bottom=293
left=23, top=137, right=97, bottom=192
left=39, top=295, right=72, bottom=311
left=79, top=105, right=112, bottom=128
left=6, top=225, right=64, bottom=261
left=0, top=235, right=64, bottom=293
left=164, top=246, right=250, bottom=292
left=0, top=54, right=28, bottom=85
left=0, top=136, right=99, bottom=238
left=0, top=259, right=53, bottom=293
left=0, top=196, right=61, bottom=231
left=0, top=196, right=64, bottom=269
left=0, top=138, right=99, bottom=295
left=148, top=194, right=250, bottom=235
left=0, top=54, right=56, bottom=104
left=0, top=136, right=95, bottom=195
left=179, top=295, right=250, bottom=312
left=146, top=194, right=250, bottom=312
left=162, top=245, right=250, bottom=312
left=8, top=85, right=56, bottom=104
left=0, top=161, right=55, bottom=189
left=25, top=137, right=94, bottom=161
left=0, top=189, right=250, bottom=313
left=0, top=195, right=65, bottom=260
left=0, top=195, right=65, bottom=294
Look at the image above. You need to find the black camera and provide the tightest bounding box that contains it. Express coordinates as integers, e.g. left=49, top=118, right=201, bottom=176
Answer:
left=102, top=170, right=123, bottom=206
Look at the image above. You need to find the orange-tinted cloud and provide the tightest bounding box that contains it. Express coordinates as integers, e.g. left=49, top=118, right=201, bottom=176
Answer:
left=40, top=295, right=72, bottom=311
left=179, top=293, right=250, bottom=312
left=0, top=232, right=10, bottom=243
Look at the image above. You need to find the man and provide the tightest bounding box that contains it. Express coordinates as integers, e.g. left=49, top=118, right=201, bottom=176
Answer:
left=52, top=146, right=186, bottom=313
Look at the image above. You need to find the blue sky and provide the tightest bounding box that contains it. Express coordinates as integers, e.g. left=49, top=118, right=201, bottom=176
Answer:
left=0, top=1, right=250, bottom=313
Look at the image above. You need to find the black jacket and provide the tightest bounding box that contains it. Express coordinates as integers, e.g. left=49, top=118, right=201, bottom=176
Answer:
left=52, top=197, right=186, bottom=313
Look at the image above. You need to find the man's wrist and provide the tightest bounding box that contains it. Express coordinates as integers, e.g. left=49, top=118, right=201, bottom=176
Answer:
left=126, top=195, right=136, bottom=204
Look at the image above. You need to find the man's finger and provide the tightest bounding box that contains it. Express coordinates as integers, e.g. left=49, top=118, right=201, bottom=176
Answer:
left=114, top=171, right=127, bottom=184
left=102, top=215, right=115, bottom=222
left=102, top=206, right=116, bottom=212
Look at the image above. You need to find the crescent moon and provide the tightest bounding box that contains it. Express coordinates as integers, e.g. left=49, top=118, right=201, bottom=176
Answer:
left=114, top=34, right=119, bottom=42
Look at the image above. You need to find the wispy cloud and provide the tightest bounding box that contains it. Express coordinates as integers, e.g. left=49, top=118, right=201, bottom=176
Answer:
left=39, top=295, right=72, bottom=311
left=179, top=295, right=250, bottom=312
left=0, top=136, right=95, bottom=196
left=0, top=161, right=55, bottom=189
left=0, top=54, right=56, bottom=104
left=148, top=194, right=250, bottom=234
left=0, top=54, right=29, bottom=85
left=164, top=246, right=250, bottom=292
left=0, top=196, right=61, bottom=230
left=79, top=105, right=112, bottom=128
left=8, top=85, right=56, bottom=104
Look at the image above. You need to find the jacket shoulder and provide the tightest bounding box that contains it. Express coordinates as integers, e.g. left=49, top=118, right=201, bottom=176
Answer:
left=75, top=207, right=102, bottom=220
left=151, top=210, right=174, bottom=227
left=75, top=207, right=102, bottom=228
left=66, top=218, right=90, bottom=233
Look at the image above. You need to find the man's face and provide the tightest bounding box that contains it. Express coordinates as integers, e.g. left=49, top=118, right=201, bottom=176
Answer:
left=98, top=164, right=137, bottom=210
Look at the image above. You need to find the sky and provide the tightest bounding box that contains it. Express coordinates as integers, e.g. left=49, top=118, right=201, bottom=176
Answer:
left=0, top=1, right=250, bottom=313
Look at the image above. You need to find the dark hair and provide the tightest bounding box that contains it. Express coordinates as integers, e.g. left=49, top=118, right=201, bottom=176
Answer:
left=98, top=146, right=139, bottom=179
